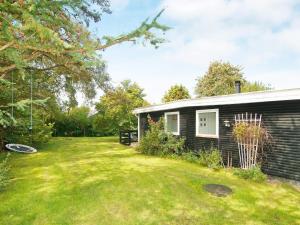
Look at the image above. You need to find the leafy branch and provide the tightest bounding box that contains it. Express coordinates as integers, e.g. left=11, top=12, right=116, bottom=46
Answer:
left=0, top=9, right=170, bottom=77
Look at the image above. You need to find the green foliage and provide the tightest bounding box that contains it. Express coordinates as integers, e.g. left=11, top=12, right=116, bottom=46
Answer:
left=198, top=148, right=223, bottom=170
left=136, top=116, right=186, bottom=156
left=243, top=81, right=271, bottom=92
left=69, top=107, right=90, bottom=136
left=0, top=1, right=169, bottom=144
left=52, top=80, right=148, bottom=137
left=53, top=106, right=92, bottom=137
left=137, top=116, right=222, bottom=169
left=181, top=152, right=199, bottom=163
left=233, top=166, right=267, bottom=182
left=0, top=153, right=10, bottom=191
left=5, top=112, right=53, bottom=147
left=168, top=149, right=223, bottom=170
left=0, top=76, right=50, bottom=147
left=195, top=61, right=244, bottom=97
left=0, top=1, right=169, bottom=105
left=233, top=122, right=271, bottom=147
left=94, top=80, right=148, bottom=135
left=162, top=84, right=190, bottom=103
left=195, top=61, right=270, bottom=97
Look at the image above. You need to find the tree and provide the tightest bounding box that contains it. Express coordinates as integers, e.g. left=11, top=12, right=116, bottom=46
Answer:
left=162, top=84, right=190, bottom=102
left=0, top=2, right=169, bottom=102
left=195, top=61, right=270, bottom=97
left=243, top=81, right=271, bottom=92
left=0, top=77, right=49, bottom=147
left=52, top=106, right=93, bottom=137
left=0, top=1, right=169, bottom=145
left=94, top=80, right=148, bottom=135
left=68, top=107, right=90, bottom=136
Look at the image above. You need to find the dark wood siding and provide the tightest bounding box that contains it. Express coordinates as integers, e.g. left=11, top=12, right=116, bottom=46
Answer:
left=139, top=100, right=300, bottom=181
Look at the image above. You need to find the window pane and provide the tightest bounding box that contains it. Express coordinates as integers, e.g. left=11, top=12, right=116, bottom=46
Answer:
left=198, top=112, right=216, bottom=135
left=166, top=114, right=178, bottom=133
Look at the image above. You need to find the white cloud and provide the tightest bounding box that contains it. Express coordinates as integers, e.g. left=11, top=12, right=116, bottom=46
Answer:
left=160, top=0, right=300, bottom=67
left=161, top=0, right=297, bottom=24
left=91, top=0, right=300, bottom=104
left=110, top=0, right=129, bottom=11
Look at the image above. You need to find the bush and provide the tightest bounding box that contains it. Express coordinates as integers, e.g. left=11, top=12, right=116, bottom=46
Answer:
left=0, top=153, right=10, bottom=191
left=233, top=166, right=267, bottom=182
left=136, top=116, right=185, bottom=156
left=5, top=122, right=53, bottom=147
left=181, top=152, right=199, bottom=163
left=136, top=116, right=224, bottom=170
left=198, top=147, right=223, bottom=170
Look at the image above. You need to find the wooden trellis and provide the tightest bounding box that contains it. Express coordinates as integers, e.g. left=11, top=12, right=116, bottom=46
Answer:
left=234, top=113, right=262, bottom=169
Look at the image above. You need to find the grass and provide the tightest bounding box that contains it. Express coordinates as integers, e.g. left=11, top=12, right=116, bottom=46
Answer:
left=0, top=137, right=299, bottom=225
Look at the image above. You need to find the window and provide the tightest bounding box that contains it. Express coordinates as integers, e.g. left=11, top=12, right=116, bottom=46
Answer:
left=196, top=109, right=219, bottom=138
left=165, top=112, right=180, bottom=135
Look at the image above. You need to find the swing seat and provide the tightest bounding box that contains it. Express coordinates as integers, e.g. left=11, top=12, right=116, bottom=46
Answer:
left=5, top=144, right=37, bottom=154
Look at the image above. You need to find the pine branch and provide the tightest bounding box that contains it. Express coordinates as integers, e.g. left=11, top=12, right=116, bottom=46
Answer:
left=0, top=41, right=14, bottom=52
left=0, top=10, right=169, bottom=78
left=0, top=52, right=42, bottom=78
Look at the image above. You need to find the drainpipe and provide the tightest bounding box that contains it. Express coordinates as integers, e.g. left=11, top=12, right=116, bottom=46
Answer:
left=135, top=113, right=140, bottom=142
left=235, top=81, right=241, bottom=93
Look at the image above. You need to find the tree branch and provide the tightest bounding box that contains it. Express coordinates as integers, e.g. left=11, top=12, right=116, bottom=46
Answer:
left=0, top=10, right=169, bottom=77
left=0, top=41, right=14, bottom=52
left=26, top=61, right=80, bottom=71
left=0, top=52, right=42, bottom=78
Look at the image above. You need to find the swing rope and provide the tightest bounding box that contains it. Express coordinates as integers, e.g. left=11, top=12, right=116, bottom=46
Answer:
left=6, top=73, right=37, bottom=153
left=29, top=73, right=33, bottom=145
left=30, top=73, right=33, bottom=130
left=10, top=73, right=34, bottom=143
left=11, top=73, right=14, bottom=118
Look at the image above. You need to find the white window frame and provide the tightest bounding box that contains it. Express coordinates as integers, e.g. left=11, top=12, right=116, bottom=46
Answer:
left=164, top=111, right=180, bottom=135
left=195, top=109, right=219, bottom=138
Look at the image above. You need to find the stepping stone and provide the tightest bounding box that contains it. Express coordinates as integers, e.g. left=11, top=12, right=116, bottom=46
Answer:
left=203, top=184, right=233, bottom=197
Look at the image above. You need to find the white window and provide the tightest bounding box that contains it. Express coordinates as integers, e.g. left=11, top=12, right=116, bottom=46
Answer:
left=165, top=112, right=180, bottom=135
left=196, top=109, right=219, bottom=138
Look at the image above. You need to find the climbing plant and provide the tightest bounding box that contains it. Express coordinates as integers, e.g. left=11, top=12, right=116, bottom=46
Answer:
left=233, top=113, right=271, bottom=169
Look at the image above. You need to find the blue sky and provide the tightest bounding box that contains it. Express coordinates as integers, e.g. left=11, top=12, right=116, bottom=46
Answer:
left=88, top=0, right=300, bottom=104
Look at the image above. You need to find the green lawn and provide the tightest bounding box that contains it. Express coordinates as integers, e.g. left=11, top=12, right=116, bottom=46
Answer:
left=0, top=137, right=299, bottom=225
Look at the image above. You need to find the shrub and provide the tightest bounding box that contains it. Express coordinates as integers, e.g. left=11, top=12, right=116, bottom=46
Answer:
left=233, top=166, right=267, bottom=182
left=136, top=116, right=185, bottom=156
left=233, top=122, right=271, bottom=145
left=181, top=152, right=199, bottom=163
left=198, top=147, right=223, bottom=170
left=0, top=153, right=10, bottom=191
left=5, top=122, right=53, bottom=147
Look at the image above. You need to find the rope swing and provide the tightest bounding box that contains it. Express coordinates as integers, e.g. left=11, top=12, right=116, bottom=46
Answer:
left=6, top=73, right=37, bottom=153
left=29, top=73, right=33, bottom=145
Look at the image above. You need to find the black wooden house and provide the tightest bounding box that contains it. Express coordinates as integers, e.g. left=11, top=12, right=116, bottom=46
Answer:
left=133, top=88, right=300, bottom=181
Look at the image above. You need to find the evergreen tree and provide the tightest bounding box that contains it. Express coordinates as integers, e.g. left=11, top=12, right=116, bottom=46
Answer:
left=0, top=1, right=169, bottom=146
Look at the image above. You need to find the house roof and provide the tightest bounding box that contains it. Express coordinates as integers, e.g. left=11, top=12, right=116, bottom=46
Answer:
left=133, top=88, right=300, bottom=114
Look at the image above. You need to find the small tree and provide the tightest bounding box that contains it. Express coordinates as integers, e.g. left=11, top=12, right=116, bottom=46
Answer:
left=162, top=84, right=190, bottom=102
left=94, top=80, right=148, bottom=134
left=136, top=116, right=185, bottom=156
left=69, top=107, right=90, bottom=136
